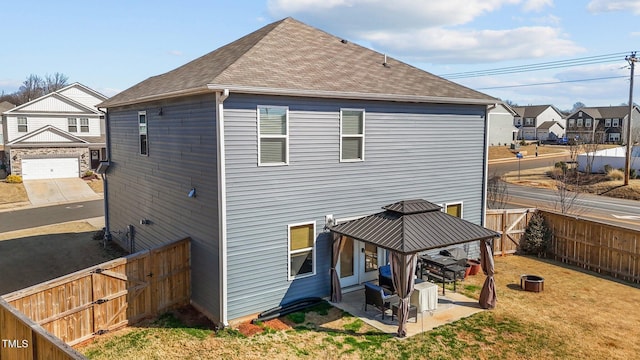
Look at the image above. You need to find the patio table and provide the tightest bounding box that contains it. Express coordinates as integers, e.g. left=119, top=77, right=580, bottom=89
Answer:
left=410, top=280, right=438, bottom=312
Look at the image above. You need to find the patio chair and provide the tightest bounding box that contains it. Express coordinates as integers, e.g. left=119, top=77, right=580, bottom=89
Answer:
left=378, top=264, right=394, bottom=293
left=364, top=282, right=397, bottom=319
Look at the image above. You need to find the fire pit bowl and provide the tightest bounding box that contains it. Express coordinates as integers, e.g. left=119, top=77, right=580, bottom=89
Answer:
left=520, top=274, right=544, bottom=292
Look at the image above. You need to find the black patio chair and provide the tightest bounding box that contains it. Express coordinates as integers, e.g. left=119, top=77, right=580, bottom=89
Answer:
left=364, top=282, right=397, bottom=319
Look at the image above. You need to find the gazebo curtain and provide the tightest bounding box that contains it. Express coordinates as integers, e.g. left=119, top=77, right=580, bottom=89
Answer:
left=479, top=239, right=497, bottom=309
left=330, top=233, right=344, bottom=303
left=390, top=252, right=418, bottom=337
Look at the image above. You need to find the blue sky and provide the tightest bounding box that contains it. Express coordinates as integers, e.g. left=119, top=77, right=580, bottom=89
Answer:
left=2, top=0, right=640, bottom=111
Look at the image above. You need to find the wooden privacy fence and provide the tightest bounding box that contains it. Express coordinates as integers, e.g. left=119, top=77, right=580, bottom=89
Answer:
left=0, top=297, right=84, bottom=360
left=486, top=208, right=536, bottom=256
left=540, top=211, right=640, bottom=283
left=1, top=237, right=191, bottom=349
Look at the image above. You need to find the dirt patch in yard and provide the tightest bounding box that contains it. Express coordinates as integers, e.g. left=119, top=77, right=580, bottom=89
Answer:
left=0, top=181, right=28, bottom=205
left=86, top=178, right=104, bottom=193
left=0, top=221, right=127, bottom=296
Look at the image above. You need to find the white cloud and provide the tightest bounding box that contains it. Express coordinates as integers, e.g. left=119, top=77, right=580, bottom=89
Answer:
left=268, top=0, right=520, bottom=29
left=587, top=0, right=640, bottom=14
left=522, top=0, right=554, bottom=12
left=167, top=50, right=183, bottom=56
left=363, top=26, right=583, bottom=64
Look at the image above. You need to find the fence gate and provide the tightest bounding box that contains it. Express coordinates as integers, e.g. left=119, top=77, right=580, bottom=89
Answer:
left=486, top=209, right=536, bottom=256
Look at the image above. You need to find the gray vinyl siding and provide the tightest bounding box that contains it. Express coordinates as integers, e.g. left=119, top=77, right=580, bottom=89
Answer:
left=222, top=94, right=488, bottom=320
left=106, top=94, right=221, bottom=321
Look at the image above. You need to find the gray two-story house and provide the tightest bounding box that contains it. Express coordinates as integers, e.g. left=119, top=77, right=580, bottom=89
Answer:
left=99, top=18, right=498, bottom=326
left=565, top=106, right=640, bottom=144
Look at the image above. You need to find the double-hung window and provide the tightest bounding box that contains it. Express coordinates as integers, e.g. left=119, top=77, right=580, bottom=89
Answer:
left=613, top=118, right=620, bottom=127
left=340, top=109, right=365, bottom=161
left=80, top=118, right=89, bottom=132
left=525, top=118, right=534, bottom=126
left=577, top=119, right=584, bottom=127
left=585, top=118, right=592, bottom=128
left=288, top=222, right=316, bottom=279
left=258, top=106, right=288, bottom=165
left=17, top=117, right=27, bottom=132
left=139, top=111, right=148, bottom=156
left=569, top=119, right=575, bottom=128
left=68, top=118, right=77, bottom=132
left=605, top=119, right=612, bottom=127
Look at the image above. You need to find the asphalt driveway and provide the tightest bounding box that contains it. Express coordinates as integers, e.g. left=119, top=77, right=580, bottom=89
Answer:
left=23, top=178, right=101, bottom=205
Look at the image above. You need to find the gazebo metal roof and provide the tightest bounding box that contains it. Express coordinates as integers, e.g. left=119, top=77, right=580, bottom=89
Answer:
left=329, top=199, right=499, bottom=255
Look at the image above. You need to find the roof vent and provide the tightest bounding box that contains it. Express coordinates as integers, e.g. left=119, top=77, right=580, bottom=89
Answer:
left=382, top=54, right=390, bottom=68
left=340, top=39, right=348, bottom=44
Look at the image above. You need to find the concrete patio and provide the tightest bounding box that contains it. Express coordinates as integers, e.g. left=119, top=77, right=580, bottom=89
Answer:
left=330, top=283, right=485, bottom=338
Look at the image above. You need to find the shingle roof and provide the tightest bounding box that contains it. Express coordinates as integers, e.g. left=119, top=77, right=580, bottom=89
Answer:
left=537, top=120, right=563, bottom=130
left=569, top=106, right=633, bottom=119
left=512, top=105, right=561, bottom=118
left=329, top=199, right=499, bottom=255
left=100, top=17, right=497, bottom=108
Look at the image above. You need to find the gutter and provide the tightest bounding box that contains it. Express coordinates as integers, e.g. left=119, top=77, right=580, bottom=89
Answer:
left=102, top=108, right=112, bottom=245
left=216, top=89, right=230, bottom=327
left=482, top=105, right=490, bottom=228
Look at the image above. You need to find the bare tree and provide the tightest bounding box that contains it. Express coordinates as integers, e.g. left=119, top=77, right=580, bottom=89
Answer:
left=552, top=167, right=583, bottom=214
left=487, top=174, right=509, bottom=209
left=44, top=72, right=69, bottom=93
left=18, top=74, right=45, bottom=103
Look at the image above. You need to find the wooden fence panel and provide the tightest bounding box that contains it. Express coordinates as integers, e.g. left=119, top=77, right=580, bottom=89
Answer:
left=486, top=209, right=535, bottom=255
left=540, top=211, right=640, bottom=283
left=1, top=238, right=191, bottom=350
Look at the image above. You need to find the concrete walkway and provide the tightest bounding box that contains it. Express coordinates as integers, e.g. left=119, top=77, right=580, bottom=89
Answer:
left=23, top=178, right=101, bottom=206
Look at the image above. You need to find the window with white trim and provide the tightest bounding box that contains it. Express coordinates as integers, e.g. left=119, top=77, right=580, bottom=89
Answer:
left=585, top=118, right=592, bottom=128
left=340, top=109, right=365, bottom=161
left=80, top=118, right=89, bottom=132
left=613, top=118, right=620, bottom=127
left=569, top=119, right=575, bottom=128
left=17, top=117, right=27, bottom=132
left=445, top=203, right=463, bottom=218
left=288, top=222, right=316, bottom=279
left=577, top=118, right=584, bottom=127
left=609, top=133, right=621, bottom=142
left=605, top=119, right=611, bottom=127
left=139, top=111, right=148, bottom=156
left=68, top=118, right=77, bottom=132
left=258, top=106, right=288, bottom=165
left=525, top=118, right=534, bottom=126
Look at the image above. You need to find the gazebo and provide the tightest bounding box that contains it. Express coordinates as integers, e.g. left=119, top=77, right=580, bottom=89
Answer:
left=328, top=199, right=499, bottom=337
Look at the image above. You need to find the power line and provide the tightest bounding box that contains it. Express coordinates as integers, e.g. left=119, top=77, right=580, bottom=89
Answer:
left=440, top=51, right=634, bottom=79
left=476, top=75, right=630, bottom=90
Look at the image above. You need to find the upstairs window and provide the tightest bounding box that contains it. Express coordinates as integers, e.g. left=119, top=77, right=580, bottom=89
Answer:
left=569, top=119, right=575, bottom=128
left=288, top=222, right=316, bottom=279
left=139, top=111, right=148, bottom=156
left=605, top=119, right=611, bottom=127
left=258, top=106, right=288, bottom=165
left=613, top=118, right=620, bottom=127
left=17, top=117, right=27, bottom=132
left=68, top=118, right=77, bottom=132
left=80, top=118, right=89, bottom=132
left=585, top=118, right=592, bottom=127
left=577, top=119, right=584, bottom=127
left=340, top=109, right=365, bottom=161
left=524, top=118, right=534, bottom=126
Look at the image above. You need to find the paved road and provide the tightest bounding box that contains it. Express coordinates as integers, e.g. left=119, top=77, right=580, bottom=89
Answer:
left=489, top=153, right=572, bottom=176
left=0, top=199, right=104, bottom=233
left=502, top=183, right=640, bottom=231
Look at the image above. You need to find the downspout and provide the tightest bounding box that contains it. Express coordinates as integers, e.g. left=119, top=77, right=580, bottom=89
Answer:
left=216, top=89, right=230, bottom=326
left=102, top=108, right=112, bottom=246
left=482, top=105, right=492, bottom=227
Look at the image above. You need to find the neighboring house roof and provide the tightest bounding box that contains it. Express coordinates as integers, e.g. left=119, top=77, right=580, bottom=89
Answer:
left=329, top=199, right=499, bottom=255
left=7, top=125, right=90, bottom=146
left=100, top=17, right=497, bottom=108
left=538, top=121, right=564, bottom=130
left=0, top=101, right=15, bottom=114
left=512, top=105, right=563, bottom=118
left=566, top=105, right=636, bottom=119
left=4, top=83, right=107, bottom=116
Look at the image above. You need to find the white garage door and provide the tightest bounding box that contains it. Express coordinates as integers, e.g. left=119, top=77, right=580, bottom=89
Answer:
left=21, top=158, right=80, bottom=180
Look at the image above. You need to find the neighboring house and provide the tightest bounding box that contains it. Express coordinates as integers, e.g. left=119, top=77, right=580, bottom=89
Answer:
left=2, top=83, right=107, bottom=179
left=536, top=121, right=565, bottom=142
left=99, top=18, right=498, bottom=326
left=512, top=105, right=565, bottom=141
left=565, top=106, right=640, bottom=144
left=0, top=101, right=15, bottom=147
left=487, top=103, right=518, bottom=146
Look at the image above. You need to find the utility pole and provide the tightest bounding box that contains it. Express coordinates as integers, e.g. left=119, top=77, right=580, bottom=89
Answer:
left=625, top=52, right=638, bottom=186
